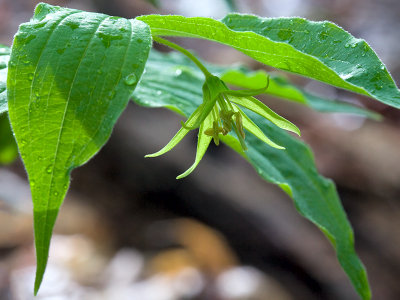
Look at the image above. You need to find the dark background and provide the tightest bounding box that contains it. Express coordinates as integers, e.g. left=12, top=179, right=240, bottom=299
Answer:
left=1, top=0, right=400, bottom=299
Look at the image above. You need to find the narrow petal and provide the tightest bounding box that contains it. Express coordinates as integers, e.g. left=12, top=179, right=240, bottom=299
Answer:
left=177, top=113, right=213, bottom=179
left=145, top=105, right=203, bottom=157
left=233, top=104, right=285, bottom=149
left=230, top=95, right=300, bottom=136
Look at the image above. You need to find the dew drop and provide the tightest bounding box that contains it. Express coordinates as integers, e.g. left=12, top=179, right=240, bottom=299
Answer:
left=175, top=69, right=182, bottom=76
left=340, top=73, right=353, bottom=80
left=31, top=180, right=35, bottom=187
left=156, top=90, right=162, bottom=95
left=54, top=191, right=59, bottom=196
left=28, top=73, right=34, bottom=80
left=380, top=65, right=385, bottom=71
left=124, top=73, right=137, bottom=85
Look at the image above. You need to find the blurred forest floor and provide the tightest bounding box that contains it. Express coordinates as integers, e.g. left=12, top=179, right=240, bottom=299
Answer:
left=1, top=0, right=400, bottom=299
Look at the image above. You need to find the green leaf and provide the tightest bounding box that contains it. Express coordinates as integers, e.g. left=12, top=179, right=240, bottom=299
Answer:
left=221, top=69, right=382, bottom=120
left=0, top=45, right=18, bottom=164
left=0, top=45, right=10, bottom=114
left=0, top=114, right=18, bottom=164
left=224, top=112, right=371, bottom=300
left=7, top=3, right=151, bottom=294
left=133, top=50, right=371, bottom=300
left=138, top=14, right=400, bottom=109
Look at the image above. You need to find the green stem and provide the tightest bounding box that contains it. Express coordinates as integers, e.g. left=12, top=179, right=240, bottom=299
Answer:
left=153, top=36, right=212, bottom=78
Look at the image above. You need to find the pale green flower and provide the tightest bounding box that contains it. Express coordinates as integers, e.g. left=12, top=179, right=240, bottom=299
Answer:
left=146, top=74, right=300, bottom=179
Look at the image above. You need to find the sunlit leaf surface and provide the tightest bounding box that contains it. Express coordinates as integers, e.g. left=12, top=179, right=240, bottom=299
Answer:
left=139, top=14, right=400, bottom=110
left=7, top=3, right=151, bottom=293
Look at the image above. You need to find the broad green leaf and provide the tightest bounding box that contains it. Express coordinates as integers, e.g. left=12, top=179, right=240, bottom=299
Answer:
left=221, top=69, right=382, bottom=120
left=223, top=112, right=370, bottom=300
left=0, top=45, right=18, bottom=164
left=0, top=114, right=18, bottom=164
left=0, top=45, right=10, bottom=114
left=7, top=3, right=151, bottom=294
left=138, top=14, right=400, bottom=109
left=133, top=51, right=371, bottom=299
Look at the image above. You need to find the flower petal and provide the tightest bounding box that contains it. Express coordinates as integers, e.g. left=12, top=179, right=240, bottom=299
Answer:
left=145, top=104, right=203, bottom=158
left=230, top=95, right=300, bottom=136
left=233, top=104, right=285, bottom=149
left=176, top=112, right=213, bottom=179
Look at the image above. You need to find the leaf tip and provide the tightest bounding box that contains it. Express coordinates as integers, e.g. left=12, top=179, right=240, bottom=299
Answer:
left=33, top=273, right=43, bottom=296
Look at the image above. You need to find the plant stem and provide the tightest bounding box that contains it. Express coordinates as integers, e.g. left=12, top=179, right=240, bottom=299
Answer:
left=153, top=36, right=212, bottom=78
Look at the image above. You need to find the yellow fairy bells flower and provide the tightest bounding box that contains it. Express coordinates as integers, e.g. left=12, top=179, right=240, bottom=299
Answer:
left=145, top=73, right=300, bottom=179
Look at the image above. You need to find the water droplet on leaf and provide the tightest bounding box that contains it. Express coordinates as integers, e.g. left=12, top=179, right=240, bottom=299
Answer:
left=124, top=73, right=137, bottom=85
